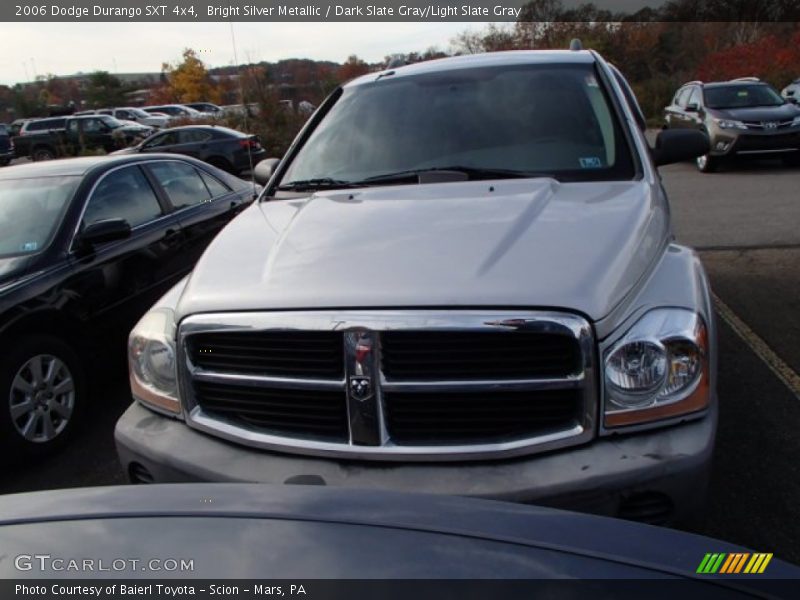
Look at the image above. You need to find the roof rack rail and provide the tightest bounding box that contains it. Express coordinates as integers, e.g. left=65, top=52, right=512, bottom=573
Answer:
left=731, top=77, right=760, bottom=82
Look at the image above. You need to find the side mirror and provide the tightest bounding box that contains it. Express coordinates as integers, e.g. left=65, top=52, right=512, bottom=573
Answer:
left=253, top=158, right=280, bottom=186
left=684, top=103, right=699, bottom=113
left=79, top=218, right=131, bottom=246
left=651, top=129, right=710, bottom=167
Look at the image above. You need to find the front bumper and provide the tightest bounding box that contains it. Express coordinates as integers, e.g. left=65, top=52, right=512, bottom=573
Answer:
left=116, top=400, right=717, bottom=525
left=709, top=128, right=800, bottom=156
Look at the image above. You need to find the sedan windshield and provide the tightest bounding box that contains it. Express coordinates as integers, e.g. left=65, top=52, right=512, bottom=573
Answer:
left=705, top=84, right=785, bottom=109
left=0, top=177, right=79, bottom=257
left=279, top=63, right=634, bottom=189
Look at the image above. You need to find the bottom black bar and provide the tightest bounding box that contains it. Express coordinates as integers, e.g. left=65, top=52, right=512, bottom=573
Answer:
left=3, top=580, right=799, bottom=600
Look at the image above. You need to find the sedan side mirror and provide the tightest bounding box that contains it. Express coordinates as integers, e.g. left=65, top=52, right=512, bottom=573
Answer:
left=651, top=129, right=710, bottom=167
left=79, top=218, right=131, bottom=246
left=253, top=158, right=280, bottom=186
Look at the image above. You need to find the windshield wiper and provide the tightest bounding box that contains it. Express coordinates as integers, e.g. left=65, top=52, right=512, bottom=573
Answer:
left=356, top=166, right=554, bottom=185
left=276, top=178, right=360, bottom=192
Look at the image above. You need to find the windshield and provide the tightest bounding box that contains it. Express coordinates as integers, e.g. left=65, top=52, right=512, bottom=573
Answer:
left=704, top=84, right=785, bottom=109
left=0, top=176, right=79, bottom=257
left=129, top=108, right=150, bottom=118
left=279, top=63, right=634, bottom=189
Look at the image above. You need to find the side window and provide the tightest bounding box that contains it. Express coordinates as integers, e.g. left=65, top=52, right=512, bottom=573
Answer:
left=148, top=161, right=212, bottom=209
left=82, top=119, right=104, bottom=133
left=178, top=130, right=212, bottom=144
left=117, top=110, right=132, bottom=120
left=67, top=121, right=79, bottom=134
left=83, top=166, right=163, bottom=229
left=145, top=131, right=178, bottom=148
left=196, top=168, right=231, bottom=198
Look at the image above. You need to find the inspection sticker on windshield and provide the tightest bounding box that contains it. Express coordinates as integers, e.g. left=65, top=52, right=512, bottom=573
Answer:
left=21, top=241, right=38, bottom=251
left=579, top=157, right=603, bottom=169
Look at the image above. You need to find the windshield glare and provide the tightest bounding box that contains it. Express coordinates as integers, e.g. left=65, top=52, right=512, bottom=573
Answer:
left=0, top=177, right=79, bottom=257
left=280, top=63, right=633, bottom=187
left=100, top=116, right=124, bottom=129
left=705, top=84, right=785, bottom=109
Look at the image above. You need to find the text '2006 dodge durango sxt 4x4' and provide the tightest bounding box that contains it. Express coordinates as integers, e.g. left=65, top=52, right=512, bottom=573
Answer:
left=115, top=49, right=714, bottom=525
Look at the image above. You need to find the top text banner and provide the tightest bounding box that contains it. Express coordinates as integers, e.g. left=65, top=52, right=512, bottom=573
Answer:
left=4, top=1, right=796, bottom=22
left=8, top=1, right=539, bottom=21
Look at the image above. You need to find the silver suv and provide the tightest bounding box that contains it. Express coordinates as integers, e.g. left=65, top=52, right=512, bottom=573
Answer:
left=116, top=49, right=713, bottom=526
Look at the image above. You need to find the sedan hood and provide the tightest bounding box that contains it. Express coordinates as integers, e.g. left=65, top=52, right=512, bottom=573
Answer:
left=178, top=179, right=668, bottom=322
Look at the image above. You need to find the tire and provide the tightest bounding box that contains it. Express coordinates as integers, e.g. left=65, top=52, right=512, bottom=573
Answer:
left=207, top=156, right=234, bottom=174
left=0, top=158, right=10, bottom=167
left=696, top=153, right=718, bottom=173
left=31, top=146, right=56, bottom=162
left=0, top=335, right=87, bottom=463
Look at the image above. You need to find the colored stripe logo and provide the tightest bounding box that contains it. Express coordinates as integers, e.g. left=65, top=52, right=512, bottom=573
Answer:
left=697, top=553, right=773, bottom=574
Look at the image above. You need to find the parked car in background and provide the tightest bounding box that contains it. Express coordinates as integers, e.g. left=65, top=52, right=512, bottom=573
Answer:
left=0, top=154, right=257, bottom=461
left=0, top=125, right=14, bottom=166
left=13, top=115, right=152, bottom=161
left=116, top=49, right=715, bottom=526
left=9, top=119, right=31, bottom=137
left=18, top=117, right=67, bottom=137
left=95, top=107, right=169, bottom=129
left=184, top=102, right=224, bottom=116
left=143, top=104, right=203, bottom=120
left=665, top=77, right=800, bottom=172
left=112, top=125, right=265, bottom=174
left=781, top=78, right=800, bottom=100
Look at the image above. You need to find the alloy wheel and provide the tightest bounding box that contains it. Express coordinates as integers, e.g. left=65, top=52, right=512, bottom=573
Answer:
left=9, top=354, right=75, bottom=443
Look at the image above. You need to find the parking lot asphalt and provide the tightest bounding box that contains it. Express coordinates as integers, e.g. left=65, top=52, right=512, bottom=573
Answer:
left=2, top=156, right=799, bottom=564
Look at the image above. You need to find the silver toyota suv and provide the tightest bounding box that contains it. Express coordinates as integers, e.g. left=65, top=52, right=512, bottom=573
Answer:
left=115, top=49, right=713, bottom=525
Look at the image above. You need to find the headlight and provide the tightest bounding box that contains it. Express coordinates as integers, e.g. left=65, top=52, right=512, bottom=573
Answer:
left=604, top=309, right=709, bottom=428
left=129, top=308, right=181, bottom=415
left=714, top=118, right=747, bottom=130
left=792, top=116, right=800, bottom=127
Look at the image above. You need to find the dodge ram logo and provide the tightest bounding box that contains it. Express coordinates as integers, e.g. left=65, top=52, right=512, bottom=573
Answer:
left=349, top=376, right=372, bottom=401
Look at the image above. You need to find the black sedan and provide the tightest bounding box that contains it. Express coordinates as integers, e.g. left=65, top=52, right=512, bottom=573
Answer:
left=0, top=154, right=257, bottom=461
left=113, top=125, right=266, bottom=174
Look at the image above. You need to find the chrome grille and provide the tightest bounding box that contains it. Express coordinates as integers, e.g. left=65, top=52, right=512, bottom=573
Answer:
left=179, top=311, right=597, bottom=461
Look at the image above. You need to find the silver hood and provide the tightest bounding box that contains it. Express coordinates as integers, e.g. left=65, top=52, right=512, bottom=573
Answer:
left=177, top=178, right=669, bottom=322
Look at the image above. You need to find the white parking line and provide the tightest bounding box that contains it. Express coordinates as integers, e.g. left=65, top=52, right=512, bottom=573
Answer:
left=713, top=292, right=800, bottom=401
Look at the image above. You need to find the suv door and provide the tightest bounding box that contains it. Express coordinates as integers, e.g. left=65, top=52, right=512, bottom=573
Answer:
left=145, top=160, right=245, bottom=267
left=64, top=165, right=185, bottom=346
left=665, top=87, right=691, bottom=129
left=684, top=86, right=705, bottom=130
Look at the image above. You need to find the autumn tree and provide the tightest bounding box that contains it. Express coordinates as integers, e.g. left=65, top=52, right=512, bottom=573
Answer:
left=84, top=71, right=126, bottom=108
left=160, top=48, right=222, bottom=103
left=337, top=55, right=369, bottom=83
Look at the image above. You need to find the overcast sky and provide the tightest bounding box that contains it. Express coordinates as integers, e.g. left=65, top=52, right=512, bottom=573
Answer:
left=0, top=22, right=494, bottom=85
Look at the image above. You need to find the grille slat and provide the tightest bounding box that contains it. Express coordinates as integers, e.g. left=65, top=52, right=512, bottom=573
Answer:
left=193, top=380, right=348, bottom=441
left=385, top=389, right=581, bottom=445
left=381, top=331, right=581, bottom=380
left=188, top=331, right=344, bottom=379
